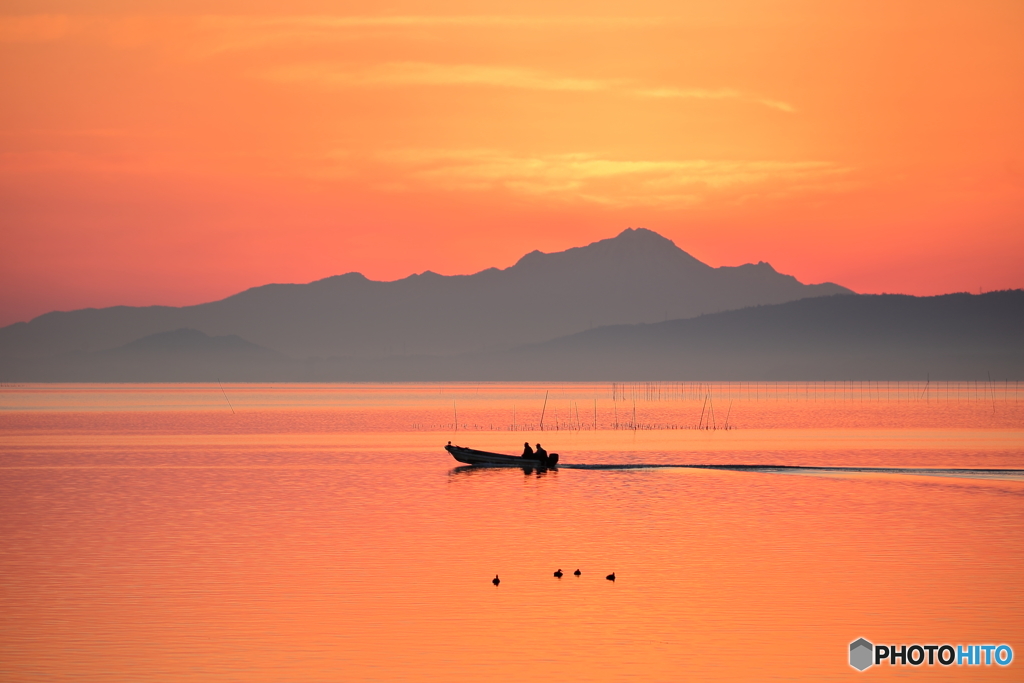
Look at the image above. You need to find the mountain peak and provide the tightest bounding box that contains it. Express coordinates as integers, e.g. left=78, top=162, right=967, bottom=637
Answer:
left=612, top=227, right=676, bottom=244
left=510, top=227, right=709, bottom=272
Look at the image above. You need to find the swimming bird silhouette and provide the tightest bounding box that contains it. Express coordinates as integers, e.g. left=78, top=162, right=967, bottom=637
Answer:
left=553, top=569, right=563, bottom=578
left=573, top=569, right=581, bottom=576
left=492, top=575, right=500, bottom=586
left=606, top=572, right=616, bottom=581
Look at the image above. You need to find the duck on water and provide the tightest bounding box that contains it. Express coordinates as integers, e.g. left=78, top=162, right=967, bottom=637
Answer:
left=445, top=442, right=559, bottom=468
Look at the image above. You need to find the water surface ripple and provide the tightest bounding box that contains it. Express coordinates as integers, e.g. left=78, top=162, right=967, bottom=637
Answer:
left=1, top=383, right=1022, bottom=682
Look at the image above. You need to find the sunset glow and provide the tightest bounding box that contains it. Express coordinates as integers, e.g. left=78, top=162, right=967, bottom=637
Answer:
left=2, top=0, right=1022, bottom=326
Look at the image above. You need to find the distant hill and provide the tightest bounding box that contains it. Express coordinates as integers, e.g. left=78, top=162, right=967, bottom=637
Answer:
left=4, top=328, right=292, bottom=382
left=0, top=228, right=851, bottom=362
left=480, top=290, right=1024, bottom=380
left=3, top=292, right=1020, bottom=381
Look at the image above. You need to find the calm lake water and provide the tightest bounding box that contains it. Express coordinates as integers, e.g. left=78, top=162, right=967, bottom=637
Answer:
left=1, top=382, right=1022, bottom=681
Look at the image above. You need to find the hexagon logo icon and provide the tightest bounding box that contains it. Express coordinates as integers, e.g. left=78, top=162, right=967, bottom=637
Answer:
left=850, top=638, right=873, bottom=671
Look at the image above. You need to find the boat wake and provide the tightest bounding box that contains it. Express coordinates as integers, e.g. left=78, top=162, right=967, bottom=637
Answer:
left=558, top=464, right=1024, bottom=481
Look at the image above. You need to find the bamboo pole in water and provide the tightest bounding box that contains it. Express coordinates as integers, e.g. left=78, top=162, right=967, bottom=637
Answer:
left=217, top=379, right=235, bottom=415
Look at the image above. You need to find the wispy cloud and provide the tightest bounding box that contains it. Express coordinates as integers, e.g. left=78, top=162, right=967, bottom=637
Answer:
left=198, top=14, right=664, bottom=33
left=190, top=15, right=663, bottom=55
left=266, top=62, right=609, bottom=92
left=266, top=61, right=794, bottom=111
left=753, top=98, right=796, bottom=113
left=2, top=15, right=795, bottom=111
left=634, top=87, right=796, bottom=112
left=637, top=87, right=743, bottom=99
left=374, top=149, right=849, bottom=206
left=0, top=14, right=659, bottom=52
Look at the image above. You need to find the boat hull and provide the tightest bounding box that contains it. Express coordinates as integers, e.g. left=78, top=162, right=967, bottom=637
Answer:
left=445, top=444, right=557, bottom=467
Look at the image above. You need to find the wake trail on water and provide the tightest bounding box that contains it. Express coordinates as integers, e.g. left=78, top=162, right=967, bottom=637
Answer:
left=558, top=464, right=1024, bottom=480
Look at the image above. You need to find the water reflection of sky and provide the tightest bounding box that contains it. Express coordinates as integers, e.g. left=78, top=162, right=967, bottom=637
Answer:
left=1, top=384, right=1022, bottom=681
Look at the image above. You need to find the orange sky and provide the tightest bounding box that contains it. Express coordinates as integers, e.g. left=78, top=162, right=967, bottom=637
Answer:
left=1, top=0, right=1022, bottom=327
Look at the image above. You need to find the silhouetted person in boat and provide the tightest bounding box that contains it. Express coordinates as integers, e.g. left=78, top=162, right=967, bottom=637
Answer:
left=522, top=442, right=534, bottom=458
left=492, top=575, right=500, bottom=586
left=534, top=443, right=547, bottom=461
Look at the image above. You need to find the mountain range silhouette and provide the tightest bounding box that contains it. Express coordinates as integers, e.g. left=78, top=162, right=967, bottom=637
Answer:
left=0, top=228, right=848, bottom=360
left=1, top=229, right=1021, bottom=381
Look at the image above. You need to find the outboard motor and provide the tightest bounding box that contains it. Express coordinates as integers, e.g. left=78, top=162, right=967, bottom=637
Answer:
left=547, top=453, right=559, bottom=467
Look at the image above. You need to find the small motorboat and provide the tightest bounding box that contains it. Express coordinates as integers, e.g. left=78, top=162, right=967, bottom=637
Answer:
left=445, top=443, right=559, bottom=468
